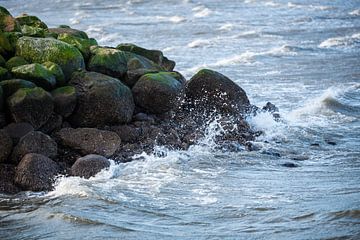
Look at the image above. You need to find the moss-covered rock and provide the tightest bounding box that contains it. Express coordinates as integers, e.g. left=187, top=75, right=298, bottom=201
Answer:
left=0, top=32, right=14, bottom=57
left=42, top=61, right=65, bottom=87
left=117, top=43, right=175, bottom=71
left=0, top=66, right=10, bottom=80
left=11, top=63, right=56, bottom=90
left=88, top=46, right=161, bottom=80
left=5, top=56, right=28, bottom=70
left=7, top=87, right=54, bottom=129
left=0, top=6, right=20, bottom=32
left=0, top=79, right=36, bottom=98
left=3, top=31, right=22, bottom=49
left=15, top=36, right=85, bottom=80
left=48, top=27, right=88, bottom=39
left=15, top=14, right=47, bottom=29
left=20, top=25, right=45, bottom=37
left=132, top=72, right=184, bottom=114
left=51, top=86, right=76, bottom=118
left=69, top=71, right=134, bottom=127
left=0, top=55, right=5, bottom=67
left=0, top=85, right=3, bottom=111
left=57, top=33, right=97, bottom=61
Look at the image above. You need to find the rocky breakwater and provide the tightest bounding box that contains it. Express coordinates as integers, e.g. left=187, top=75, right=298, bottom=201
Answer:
left=0, top=7, right=271, bottom=194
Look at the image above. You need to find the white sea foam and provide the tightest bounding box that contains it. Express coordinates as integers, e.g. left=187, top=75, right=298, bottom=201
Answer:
left=349, top=9, right=360, bottom=16
left=218, top=23, right=234, bottom=31
left=156, top=15, right=186, bottom=23
left=192, top=6, right=212, bottom=18
left=319, top=33, right=360, bottom=48
left=287, top=2, right=332, bottom=11
left=187, top=39, right=212, bottom=48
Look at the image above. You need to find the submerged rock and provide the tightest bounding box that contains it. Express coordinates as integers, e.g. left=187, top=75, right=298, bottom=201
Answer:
left=55, top=127, right=121, bottom=157
left=132, top=72, right=184, bottom=114
left=11, top=131, right=57, bottom=164
left=71, top=154, right=110, bottom=179
left=185, top=69, right=250, bottom=113
left=69, top=71, right=134, bottom=127
left=15, top=36, right=85, bottom=80
left=14, top=153, right=60, bottom=191
left=7, top=87, right=54, bottom=129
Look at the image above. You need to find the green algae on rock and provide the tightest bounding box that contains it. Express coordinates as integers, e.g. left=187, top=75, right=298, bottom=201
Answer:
left=11, top=63, right=56, bottom=90
left=0, top=79, right=36, bottom=98
left=15, top=14, right=48, bottom=29
left=0, top=66, right=9, bottom=80
left=48, top=26, right=89, bottom=39
left=57, top=33, right=97, bottom=61
left=5, top=56, right=28, bottom=70
left=41, top=61, right=66, bottom=87
left=15, top=36, right=85, bottom=80
left=20, top=25, right=45, bottom=37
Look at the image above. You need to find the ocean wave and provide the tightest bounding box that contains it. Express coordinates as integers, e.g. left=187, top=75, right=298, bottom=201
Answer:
left=319, top=33, right=360, bottom=48
left=192, top=5, right=212, bottom=18
left=287, top=2, right=332, bottom=11
left=349, top=9, right=360, bottom=16
left=156, top=15, right=186, bottom=23
left=187, top=39, right=212, bottom=48
left=218, top=23, right=234, bottom=31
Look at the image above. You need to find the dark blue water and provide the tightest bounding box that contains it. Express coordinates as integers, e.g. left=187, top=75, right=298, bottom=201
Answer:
left=1, top=0, right=360, bottom=239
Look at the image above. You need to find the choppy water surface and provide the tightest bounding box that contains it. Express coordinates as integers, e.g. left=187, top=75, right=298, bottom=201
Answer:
left=1, top=0, right=360, bottom=239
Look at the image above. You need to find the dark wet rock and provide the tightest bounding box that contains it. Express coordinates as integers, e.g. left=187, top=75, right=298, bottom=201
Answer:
left=0, top=32, right=14, bottom=58
left=0, top=129, right=13, bottom=163
left=57, top=33, right=97, bottom=61
left=11, top=63, right=56, bottom=90
left=51, top=86, right=76, bottom=118
left=0, top=164, right=20, bottom=194
left=310, top=143, right=320, bottom=147
left=290, top=155, right=309, bottom=161
left=42, top=61, right=66, bottom=87
left=185, top=69, right=250, bottom=113
left=10, top=131, right=57, bottom=165
left=15, top=14, right=48, bottom=29
left=132, top=72, right=184, bottom=114
left=3, top=122, right=34, bottom=144
left=261, top=149, right=281, bottom=157
left=117, top=43, right=175, bottom=71
left=325, top=139, right=337, bottom=146
left=0, top=79, right=36, bottom=98
left=48, top=26, right=89, bottom=39
left=133, top=112, right=155, bottom=123
left=69, top=71, right=134, bottom=127
left=0, top=66, right=10, bottom=80
left=7, top=87, right=54, bottom=129
left=108, top=125, right=142, bottom=143
left=0, top=85, right=3, bottom=111
left=14, top=153, right=60, bottom=191
left=71, top=154, right=110, bottom=179
left=39, top=113, right=63, bottom=134
left=0, top=113, right=6, bottom=128
left=0, top=54, right=5, bottom=66
left=0, top=7, right=20, bottom=32
left=281, top=162, right=299, bottom=168
left=262, top=102, right=279, bottom=113
left=55, top=128, right=121, bottom=157
left=124, top=68, right=158, bottom=88
left=16, top=36, right=85, bottom=80
left=5, top=56, right=29, bottom=70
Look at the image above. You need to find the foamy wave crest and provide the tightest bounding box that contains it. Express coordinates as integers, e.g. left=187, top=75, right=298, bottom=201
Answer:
left=187, top=39, right=212, bottom=48
left=349, top=9, right=360, bottom=16
left=319, top=33, right=360, bottom=48
left=287, top=2, right=332, bottom=11
left=192, top=5, right=212, bottom=18
left=218, top=23, right=234, bottom=31
left=156, top=15, right=186, bottom=23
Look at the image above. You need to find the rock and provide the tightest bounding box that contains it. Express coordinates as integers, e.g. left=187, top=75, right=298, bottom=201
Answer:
left=0, top=113, right=6, bottom=128
left=48, top=27, right=89, bottom=39
left=0, top=79, right=36, bottom=98
left=0, top=32, right=14, bottom=57
left=0, top=85, right=3, bottom=111
left=88, top=46, right=159, bottom=80
left=10, top=131, right=57, bottom=164
left=325, top=139, right=337, bottom=146
left=3, top=122, right=34, bottom=144
left=51, top=86, right=76, bottom=118
left=7, top=87, right=54, bottom=129
left=14, top=153, right=60, bottom=191
left=20, top=25, right=45, bottom=37
left=5, top=56, right=29, bottom=70
left=39, top=113, right=63, bottom=134
left=71, top=154, right=110, bottom=179
left=0, top=164, right=20, bottom=194
left=15, top=36, right=85, bottom=80
left=0, top=66, right=10, bottom=80
left=117, top=43, right=175, bottom=71
left=57, top=33, right=97, bottom=61
left=185, top=69, right=250, bottom=113
left=0, top=129, right=13, bottom=163
left=15, top=14, right=48, bottom=29
left=133, top=112, right=155, bottom=123
left=55, top=127, right=121, bottom=157
left=41, top=61, right=66, bottom=87
left=0, top=6, right=20, bottom=32
left=109, top=125, right=141, bottom=143
left=69, top=71, right=134, bottom=127
left=11, top=63, right=56, bottom=90
left=0, top=54, right=5, bottom=66
left=262, top=102, right=279, bottom=113
left=3, top=31, right=22, bottom=50
left=281, top=162, right=299, bottom=168
left=124, top=68, right=158, bottom=87
left=132, top=72, right=184, bottom=114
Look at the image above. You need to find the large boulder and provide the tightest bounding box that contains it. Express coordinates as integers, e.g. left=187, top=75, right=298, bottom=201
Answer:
left=14, top=153, right=60, bottom=191
left=0, top=32, right=14, bottom=57
left=51, top=86, right=76, bottom=118
left=132, top=72, right=184, bottom=114
left=11, top=63, right=56, bottom=90
left=10, top=131, right=57, bottom=164
left=0, top=79, right=36, bottom=98
left=5, top=56, right=29, bottom=70
left=117, top=43, right=175, bottom=71
left=71, top=154, right=110, bottom=179
left=0, top=130, right=12, bottom=163
left=20, top=25, right=45, bottom=37
left=15, top=14, right=48, bottom=29
left=0, top=7, right=20, bottom=32
left=57, top=33, right=97, bottom=61
left=48, top=26, right=89, bottom=39
left=56, top=128, right=121, bottom=157
left=42, top=61, right=66, bottom=87
left=69, top=71, right=134, bottom=127
left=15, top=36, right=85, bottom=80
left=3, top=122, right=34, bottom=144
left=7, top=87, right=54, bottom=129
left=185, top=69, right=250, bottom=113
left=0, top=164, right=20, bottom=194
